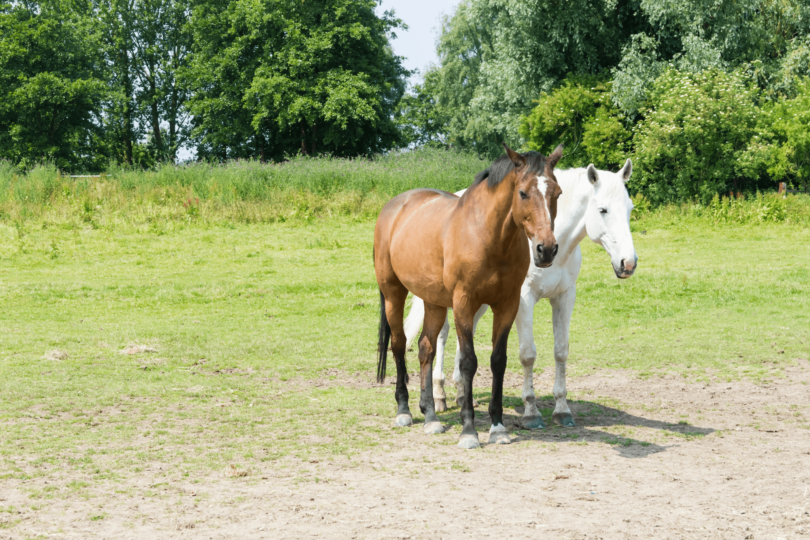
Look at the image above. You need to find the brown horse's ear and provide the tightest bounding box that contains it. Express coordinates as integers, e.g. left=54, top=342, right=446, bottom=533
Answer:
left=503, top=143, right=526, bottom=168
left=547, top=144, right=563, bottom=169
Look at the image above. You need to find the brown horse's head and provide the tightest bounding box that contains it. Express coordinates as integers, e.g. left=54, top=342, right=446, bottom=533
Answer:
left=503, top=143, right=563, bottom=268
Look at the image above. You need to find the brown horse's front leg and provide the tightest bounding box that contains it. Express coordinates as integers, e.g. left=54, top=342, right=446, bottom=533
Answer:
left=453, top=303, right=481, bottom=449
left=488, top=304, right=519, bottom=445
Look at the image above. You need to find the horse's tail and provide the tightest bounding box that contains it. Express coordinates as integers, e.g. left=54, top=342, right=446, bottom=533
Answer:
left=376, top=289, right=391, bottom=383
left=404, top=295, right=425, bottom=351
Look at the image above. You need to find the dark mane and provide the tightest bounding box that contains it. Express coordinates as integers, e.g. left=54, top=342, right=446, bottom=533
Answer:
left=473, top=151, right=547, bottom=188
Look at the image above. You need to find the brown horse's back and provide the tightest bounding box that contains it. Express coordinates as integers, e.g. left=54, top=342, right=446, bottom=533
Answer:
left=374, top=188, right=459, bottom=308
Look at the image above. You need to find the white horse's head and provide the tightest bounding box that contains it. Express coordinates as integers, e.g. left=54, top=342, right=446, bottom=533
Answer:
left=583, top=160, right=637, bottom=279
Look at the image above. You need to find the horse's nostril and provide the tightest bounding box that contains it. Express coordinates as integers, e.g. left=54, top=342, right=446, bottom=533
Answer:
left=552, top=244, right=558, bottom=256
left=537, top=243, right=544, bottom=253
left=622, top=258, right=636, bottom=272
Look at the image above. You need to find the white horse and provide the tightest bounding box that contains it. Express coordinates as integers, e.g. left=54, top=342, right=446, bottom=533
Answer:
left=404, top=161, right=637, bottom=429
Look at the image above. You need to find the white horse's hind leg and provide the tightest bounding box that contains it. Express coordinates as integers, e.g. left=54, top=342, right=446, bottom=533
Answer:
left=453, top=304, right=488, bottom=407
left=550, top=286, right=576, bottom=427
left=516, top=289, right=544, bottom=429
left=403, top=295, right=425, bottom=351
left=432, top=318, right=450, bottom=412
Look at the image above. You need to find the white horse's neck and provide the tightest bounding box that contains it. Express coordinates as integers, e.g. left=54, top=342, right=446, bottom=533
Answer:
left=549, top=168, right=592, bottom=262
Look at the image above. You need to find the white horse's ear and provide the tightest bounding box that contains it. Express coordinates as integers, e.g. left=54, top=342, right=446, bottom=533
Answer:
left=586, top=164, right=598, bottom=185
left=619, top=158, right=632, bottom=183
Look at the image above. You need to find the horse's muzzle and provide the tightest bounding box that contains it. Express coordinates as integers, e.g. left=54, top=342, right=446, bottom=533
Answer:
left=615, top=256, right=638, bottom=279
left=534, top=242, right=558, bottom=268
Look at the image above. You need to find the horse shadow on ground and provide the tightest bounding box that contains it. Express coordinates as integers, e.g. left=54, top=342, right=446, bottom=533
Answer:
left=433, top=393, right=716, bottom=459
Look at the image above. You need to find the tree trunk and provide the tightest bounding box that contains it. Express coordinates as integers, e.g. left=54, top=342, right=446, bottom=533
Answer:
left=122, top=46, right=134, bottom=165
left=169, top=87, right=177, bottom=162
left=149, top=69, right=163, bottom=154
left=48, top=107, right=59, bottom=146
left=300, top=122, right=309, bottom=156
left=258, top=130, right=266, bottom=163
left=311, top=123, right=317, bottom=155
left=169, top=44, right=180, bottom=163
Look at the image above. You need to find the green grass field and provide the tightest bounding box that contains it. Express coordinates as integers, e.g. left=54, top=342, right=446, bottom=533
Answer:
left=1, top=212, right=809, bottom=485
left=1, top=152, right=809, bottom=509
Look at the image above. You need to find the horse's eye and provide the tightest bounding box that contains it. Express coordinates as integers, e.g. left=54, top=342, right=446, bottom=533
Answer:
left=519, top=190, right=529, bottom=200
left=599, top=208, right=608, bottom=214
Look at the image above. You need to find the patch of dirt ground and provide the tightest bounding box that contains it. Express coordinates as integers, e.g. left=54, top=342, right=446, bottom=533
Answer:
left=2, top=363, right=810, bottom=539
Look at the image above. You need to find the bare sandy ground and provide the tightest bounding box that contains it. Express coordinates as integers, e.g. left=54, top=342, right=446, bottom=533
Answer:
left=2, top=361, right=809, bottom=539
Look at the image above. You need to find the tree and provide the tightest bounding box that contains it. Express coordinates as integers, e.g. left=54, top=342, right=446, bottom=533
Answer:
left=131, top=0, right=191, bottom=162
left=430, top=1, right=492, bottom=155
left=97, top=0, right=139, bottom=165
left=612, top=0, right=810, bottom=116
left=0, top=0, right=107, bottom=170
left=394, top=70, right=451, bottom=148
left=427, top=0, right=644, bottom=157
left=184, top=0, right=408, bottom=161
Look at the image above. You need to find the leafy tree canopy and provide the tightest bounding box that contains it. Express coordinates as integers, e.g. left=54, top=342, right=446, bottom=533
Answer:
left=0, top=0, right=107, bottom=170
left=184, top=0, right=409, bottom=161
left=427, top=0, right=644, bottom=157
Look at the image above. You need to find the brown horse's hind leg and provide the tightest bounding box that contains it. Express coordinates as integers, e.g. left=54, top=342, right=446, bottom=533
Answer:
left=383, top=285, right=412, bottom=427
left=418, top=303, right=448, bottom=435
left=453, top=302, right=481, bottom=449
left=488, top=306, right=519, bottom=445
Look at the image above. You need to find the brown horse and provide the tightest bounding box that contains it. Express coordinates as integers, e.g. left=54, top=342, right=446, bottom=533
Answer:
left=374, top=144, right=563, bottom=449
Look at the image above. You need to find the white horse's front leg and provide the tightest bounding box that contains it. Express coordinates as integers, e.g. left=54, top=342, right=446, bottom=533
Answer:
left=550, top=286, right=576, bottom=427
left=432, top=317, right=450, bottom=412
left=516, top=288, right=544, bottom=429
left=452, top=304, right=488, bottom=407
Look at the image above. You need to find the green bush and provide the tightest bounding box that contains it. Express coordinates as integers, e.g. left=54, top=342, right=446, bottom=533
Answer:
left=519, top=74, right=631, bottom=170
left=631, top=69, right=770, bottom=205
left=746, top=78, right=810, bottom=192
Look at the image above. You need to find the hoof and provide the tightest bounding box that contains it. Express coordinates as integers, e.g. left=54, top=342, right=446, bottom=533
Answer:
left=552, top=412, right=576, bottom=427
left=457, top=433, right=480, bottom=450
left=434, top=398, right=447, bottom=413
left=395, top=414, right=413, bottom=427
left=522, top=416, right=546, bottom=430
left=489, top=425, right=511, bottom=445
left=424, top=421, right=445, bottom=435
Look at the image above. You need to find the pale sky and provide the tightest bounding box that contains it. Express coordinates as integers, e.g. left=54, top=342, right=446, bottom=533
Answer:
left=376, top=0, right=461, bottom=85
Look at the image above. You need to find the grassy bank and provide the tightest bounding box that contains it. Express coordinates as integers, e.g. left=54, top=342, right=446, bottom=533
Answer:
left=2, top=149, right=810, bottom=228
left=0, top=149, right=486, bottom=225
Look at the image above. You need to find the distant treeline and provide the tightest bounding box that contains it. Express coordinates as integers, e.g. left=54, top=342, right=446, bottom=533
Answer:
left=4, top=0, right=810, bottom=204
left=0, top=0, right=408, bottom=170
left=398, top=0, right=810, bottom=203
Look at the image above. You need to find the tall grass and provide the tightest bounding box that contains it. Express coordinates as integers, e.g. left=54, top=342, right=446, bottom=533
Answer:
left=0, top=149, right=487, bottom=225
left=1, top=149, right=809, bottom=228
left=631, top=191, right=810, bottom=228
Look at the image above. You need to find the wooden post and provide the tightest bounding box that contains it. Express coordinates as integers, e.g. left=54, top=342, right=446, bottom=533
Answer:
left=778, top=182, right=786, bottom=194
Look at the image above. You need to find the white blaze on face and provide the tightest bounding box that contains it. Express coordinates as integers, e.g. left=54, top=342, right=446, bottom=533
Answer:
left=537, top=175, right=551, bottom=224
